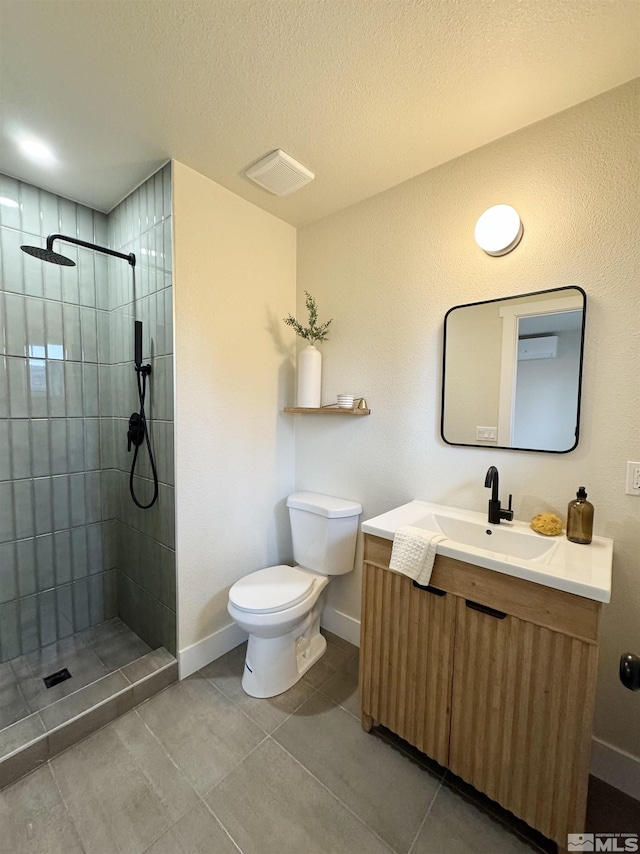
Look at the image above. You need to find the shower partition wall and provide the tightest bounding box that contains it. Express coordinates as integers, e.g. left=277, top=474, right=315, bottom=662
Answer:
left=106, top=164, right=176, bottom=653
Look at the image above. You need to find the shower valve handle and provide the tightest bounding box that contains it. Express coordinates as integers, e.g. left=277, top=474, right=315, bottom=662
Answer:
left=127, top=412, right=145, bottom=452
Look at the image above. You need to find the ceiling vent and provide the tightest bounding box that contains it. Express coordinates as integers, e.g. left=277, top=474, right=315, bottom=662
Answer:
left=245, top=150, right=314, bottom=196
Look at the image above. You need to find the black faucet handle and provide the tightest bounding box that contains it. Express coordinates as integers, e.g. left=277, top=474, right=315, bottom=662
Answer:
left=501, top=494, right=514, bottom=521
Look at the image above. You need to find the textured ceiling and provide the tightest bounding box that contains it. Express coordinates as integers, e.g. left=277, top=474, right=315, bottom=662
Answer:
left=0, top=0, right=638, bottom=225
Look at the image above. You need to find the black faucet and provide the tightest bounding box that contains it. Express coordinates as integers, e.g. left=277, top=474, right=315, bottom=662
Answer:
left=484, top=466, right=514, bottom=524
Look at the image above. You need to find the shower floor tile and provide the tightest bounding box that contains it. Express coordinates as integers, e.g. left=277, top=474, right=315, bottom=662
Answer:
left=2, top=619, right=152, bottom=725
left=78, top=618, right=152, bottom=670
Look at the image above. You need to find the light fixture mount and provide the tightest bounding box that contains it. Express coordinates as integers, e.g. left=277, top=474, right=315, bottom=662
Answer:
left=474, top=205, right=523, bottom=256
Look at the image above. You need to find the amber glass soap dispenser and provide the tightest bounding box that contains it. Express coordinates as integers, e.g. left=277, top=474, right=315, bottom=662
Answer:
left=567, top=487, right=594, bottom=544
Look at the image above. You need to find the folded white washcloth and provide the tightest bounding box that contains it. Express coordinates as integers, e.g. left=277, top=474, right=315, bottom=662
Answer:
left=389, top=526, right=446, bottom=586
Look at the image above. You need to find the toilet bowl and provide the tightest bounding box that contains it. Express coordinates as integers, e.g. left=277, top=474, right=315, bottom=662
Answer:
left=228, top=564, right=330, bottom=697
left=227, top=492, right=361, bottom=698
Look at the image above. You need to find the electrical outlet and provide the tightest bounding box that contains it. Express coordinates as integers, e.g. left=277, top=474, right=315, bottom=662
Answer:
left=625, top=461, right=640, bottom=496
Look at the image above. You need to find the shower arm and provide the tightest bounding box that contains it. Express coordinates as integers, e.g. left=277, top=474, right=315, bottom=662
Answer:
left=45, top=233, right=136, bottom=267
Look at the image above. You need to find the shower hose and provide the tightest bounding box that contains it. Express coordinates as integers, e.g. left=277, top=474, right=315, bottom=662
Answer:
left=129, top=367, right=159, bottom=509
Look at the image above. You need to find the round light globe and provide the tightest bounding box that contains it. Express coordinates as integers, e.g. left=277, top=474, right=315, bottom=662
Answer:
left=474, top=205, right=523, bottom=256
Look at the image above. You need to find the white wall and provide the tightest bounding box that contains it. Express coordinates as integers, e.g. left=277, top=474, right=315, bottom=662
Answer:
left=296, top=81, right=640, bottom=760
left=172, top=161, right=296, bottom=670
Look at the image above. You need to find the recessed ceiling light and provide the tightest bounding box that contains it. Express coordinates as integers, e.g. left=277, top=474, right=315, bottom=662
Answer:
left=0, top=196, right=19, bottom=208
left=18, top=136, right=56, bottom=165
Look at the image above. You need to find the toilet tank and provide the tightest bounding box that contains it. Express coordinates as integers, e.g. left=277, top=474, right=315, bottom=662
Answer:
left=286, top=492, right=362, bottom=576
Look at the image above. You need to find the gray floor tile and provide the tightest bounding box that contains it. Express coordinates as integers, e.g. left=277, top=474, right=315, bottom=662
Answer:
left=321, top=629, right=359, bottom=657
left=11, top=636, right=109, bottom=712
left=301, top=635, right=354, bottom=689
left=143, top=801, right=240, bottom=854
left=0, top=662, right=30, bottom=730
left=412, top=784, right=537, bottom=854
left=273, top=691, right=441, bottom=853
left=137, top=672, right=265, bottom=794
left=201, top=643, right=317, bottom=734
left=205, top=737, right=393, bottom=854
left=0, top=764, right=85, bottom=854
left=51, top=708, right=197, bottom=854
left=80, top=617, right=152, bottom=670
left=318, top=649, right=360, bottom=717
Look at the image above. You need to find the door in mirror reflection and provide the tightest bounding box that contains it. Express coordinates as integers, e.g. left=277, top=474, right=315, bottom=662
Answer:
left=441, top=287, right=586, bottom=453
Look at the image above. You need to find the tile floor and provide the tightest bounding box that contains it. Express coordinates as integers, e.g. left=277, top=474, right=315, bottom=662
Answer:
left=0, top=619, right=152, bottom=731
left=1, top=632, right=638, bottom=854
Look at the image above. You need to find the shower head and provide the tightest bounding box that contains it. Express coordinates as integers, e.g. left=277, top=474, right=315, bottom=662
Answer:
left=21, top=244, right=76, bottom=266
left=20, top=233, right=136, bottom=267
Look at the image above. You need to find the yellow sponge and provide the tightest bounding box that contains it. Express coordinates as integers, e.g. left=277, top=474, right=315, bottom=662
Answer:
left=530, top=512, right=563, bottom=536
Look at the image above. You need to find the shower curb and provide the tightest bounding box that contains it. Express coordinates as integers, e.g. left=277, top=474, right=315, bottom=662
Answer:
left=0, top=648, right=177, bottom=790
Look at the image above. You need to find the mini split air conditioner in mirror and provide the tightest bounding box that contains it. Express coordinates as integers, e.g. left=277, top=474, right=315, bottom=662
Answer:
left=517, top=336, right=559, bottom=360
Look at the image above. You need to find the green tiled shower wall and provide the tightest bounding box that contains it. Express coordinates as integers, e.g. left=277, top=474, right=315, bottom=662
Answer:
left=0, top=165, right=175, bottom=661
left=106, top=165, right=175, bottom=654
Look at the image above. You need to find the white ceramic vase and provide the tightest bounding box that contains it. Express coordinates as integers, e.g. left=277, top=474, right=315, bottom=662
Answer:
left=297, top=344, right=322, bottom=407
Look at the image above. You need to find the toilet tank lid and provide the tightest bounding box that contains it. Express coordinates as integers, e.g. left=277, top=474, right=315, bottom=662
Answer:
left=287, top=492, right=362, bottom=518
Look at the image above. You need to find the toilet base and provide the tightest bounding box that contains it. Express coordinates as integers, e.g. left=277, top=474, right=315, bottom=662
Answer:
left=241, top=626, right=327, bottom=698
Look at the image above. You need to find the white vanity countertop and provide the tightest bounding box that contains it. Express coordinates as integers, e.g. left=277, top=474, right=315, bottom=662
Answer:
left=361, top=500, right=613, bottom=603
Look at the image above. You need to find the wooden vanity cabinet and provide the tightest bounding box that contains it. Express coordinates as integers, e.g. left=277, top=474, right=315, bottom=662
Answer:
left=359, top=534, right=601, bottom=849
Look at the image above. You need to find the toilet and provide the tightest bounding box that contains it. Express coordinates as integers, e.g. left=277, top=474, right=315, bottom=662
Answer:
left=227, top=492, right=362, bottom=698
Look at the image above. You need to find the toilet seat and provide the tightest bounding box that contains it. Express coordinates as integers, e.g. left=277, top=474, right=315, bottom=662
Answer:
left=229, top=565, right=314, bottom=614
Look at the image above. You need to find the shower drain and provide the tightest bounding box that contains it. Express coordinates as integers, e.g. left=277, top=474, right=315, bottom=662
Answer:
left=43, top=668, right=72, bottom=689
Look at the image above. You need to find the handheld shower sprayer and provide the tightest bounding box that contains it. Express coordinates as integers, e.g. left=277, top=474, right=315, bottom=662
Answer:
left=128, top=321, right=158, bottom=510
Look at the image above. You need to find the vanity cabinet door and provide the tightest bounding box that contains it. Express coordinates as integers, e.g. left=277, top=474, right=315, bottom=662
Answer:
left=359, top=562, right=456, bottom=767
left=448, top=596, right=598, bottom=845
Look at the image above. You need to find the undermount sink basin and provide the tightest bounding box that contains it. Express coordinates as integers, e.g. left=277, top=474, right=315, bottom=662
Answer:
left=361, top=500, right=613, bottom=602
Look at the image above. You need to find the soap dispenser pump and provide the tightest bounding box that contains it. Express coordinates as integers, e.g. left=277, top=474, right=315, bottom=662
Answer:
left=567, top=486, right=594, bottom=544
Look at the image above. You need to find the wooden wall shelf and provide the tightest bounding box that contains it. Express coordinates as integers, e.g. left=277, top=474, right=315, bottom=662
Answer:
left=284, top=406, right=371, bottom=416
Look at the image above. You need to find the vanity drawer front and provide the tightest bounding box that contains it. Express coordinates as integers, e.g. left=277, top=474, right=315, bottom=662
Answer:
left=360, top=562, right=455, bottom=766
left=362, top=535, right=600, bottom=642
left=449, top=597, right=598, bottom=845
left=433, top=556, right=601, bottom=643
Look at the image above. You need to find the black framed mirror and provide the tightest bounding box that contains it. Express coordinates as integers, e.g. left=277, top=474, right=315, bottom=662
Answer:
left=441, top=286, right=586, bottom=453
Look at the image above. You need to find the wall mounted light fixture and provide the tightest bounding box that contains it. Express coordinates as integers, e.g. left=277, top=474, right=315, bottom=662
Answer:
left=474, top=205, right=523, bottom=256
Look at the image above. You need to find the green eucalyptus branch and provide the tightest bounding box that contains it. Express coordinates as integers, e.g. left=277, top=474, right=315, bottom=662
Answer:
left=283, top=292, right=332, bottom=345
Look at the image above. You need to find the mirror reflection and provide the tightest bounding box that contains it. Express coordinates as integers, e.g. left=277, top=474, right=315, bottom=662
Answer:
left=441, top=287, right=586, bottom=453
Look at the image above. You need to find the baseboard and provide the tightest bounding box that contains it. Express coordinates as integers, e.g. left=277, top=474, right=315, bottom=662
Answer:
left=320, top=606, right=361, bottom=648
left=178, top=622, right=248, bottom=680
left=590, top=737, right=640, bottom=801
